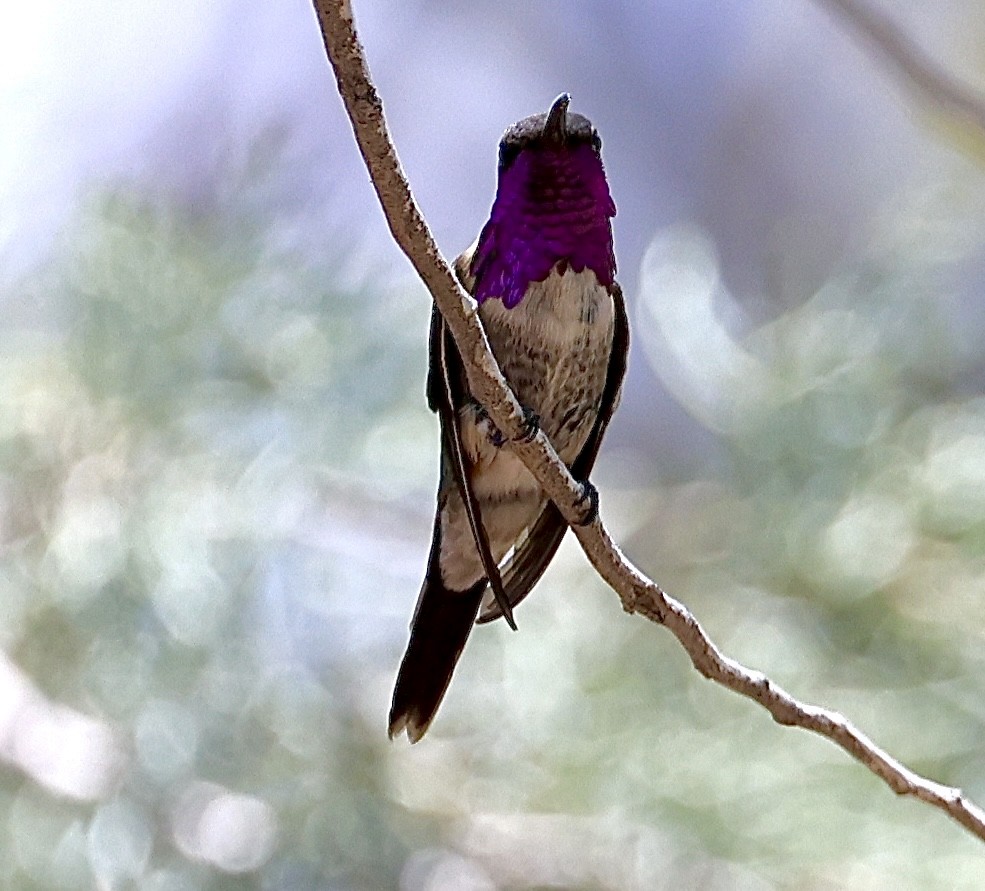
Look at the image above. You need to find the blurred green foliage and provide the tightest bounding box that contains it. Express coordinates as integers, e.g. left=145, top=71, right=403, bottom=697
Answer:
left=0, top=189, right=430, bottom=889
left=4, top=164, right=985, bottom=890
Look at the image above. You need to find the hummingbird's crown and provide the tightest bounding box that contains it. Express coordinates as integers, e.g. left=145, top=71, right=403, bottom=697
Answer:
left=498, top=93, right=601, bottom=171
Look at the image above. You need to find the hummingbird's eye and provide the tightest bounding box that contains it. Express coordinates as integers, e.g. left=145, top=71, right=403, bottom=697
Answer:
left=499, top=142, right=521, bottom=171
left=591, top=132, right=602, bottom=153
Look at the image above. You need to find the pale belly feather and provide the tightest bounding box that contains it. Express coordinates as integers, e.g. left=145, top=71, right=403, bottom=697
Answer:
left=439, top=267, right=614, bottom=590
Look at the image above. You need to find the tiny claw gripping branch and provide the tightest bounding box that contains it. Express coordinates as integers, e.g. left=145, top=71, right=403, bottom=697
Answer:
left=513, top=406, right=541, bottom=443
left=574, top=479, right=599, bottom=526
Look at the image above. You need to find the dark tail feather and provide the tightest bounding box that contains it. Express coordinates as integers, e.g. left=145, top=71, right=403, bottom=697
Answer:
left=389, top=578, right=484, bottom=743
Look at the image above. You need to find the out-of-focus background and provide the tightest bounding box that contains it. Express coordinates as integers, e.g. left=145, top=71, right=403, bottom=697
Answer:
left=4, top=0, right=985, bottom=887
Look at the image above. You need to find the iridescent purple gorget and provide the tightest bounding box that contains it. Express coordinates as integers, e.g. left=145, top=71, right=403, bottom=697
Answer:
left=470, top=140, right=617, bottom=309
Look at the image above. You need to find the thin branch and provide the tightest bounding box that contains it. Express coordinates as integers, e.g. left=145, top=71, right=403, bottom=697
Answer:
left=811, top=0, right=985, bottom=137
left=310, top=0, right=985, bottom=845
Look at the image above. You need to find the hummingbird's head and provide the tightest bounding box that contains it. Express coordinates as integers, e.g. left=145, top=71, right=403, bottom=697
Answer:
left=471, top=94, right=617, bottom=308
left=497, top=93, right=599, bottom=170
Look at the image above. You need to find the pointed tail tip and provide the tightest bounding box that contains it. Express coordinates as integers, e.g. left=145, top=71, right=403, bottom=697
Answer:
left=387, top=710, right=429, bottom=744
left=388, top=577, right=485, bottom=744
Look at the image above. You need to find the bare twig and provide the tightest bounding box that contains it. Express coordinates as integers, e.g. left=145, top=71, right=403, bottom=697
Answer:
left=310, top=0, right=985, bottom=845
left=811, top=0, right=985, bottom=136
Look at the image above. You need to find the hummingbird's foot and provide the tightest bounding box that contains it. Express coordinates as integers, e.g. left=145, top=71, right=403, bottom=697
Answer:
left=513, top=406, right=540, bottom=443
left=574, top=480, right=599, bottom=526
left=473, top=403, right=508, bottom=448
left=473, top=403, right=539, bottom=448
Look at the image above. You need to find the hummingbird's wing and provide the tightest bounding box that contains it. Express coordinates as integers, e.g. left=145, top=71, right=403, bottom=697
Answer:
left=425, top=303, right=517, bottom=629
left=389, top=302, right=517, bottom=742
left=476, top=281, right=629, bottom=624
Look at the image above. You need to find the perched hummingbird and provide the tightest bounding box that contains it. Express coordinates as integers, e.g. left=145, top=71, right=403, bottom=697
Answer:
left=388, top=94, right=629, bottom=742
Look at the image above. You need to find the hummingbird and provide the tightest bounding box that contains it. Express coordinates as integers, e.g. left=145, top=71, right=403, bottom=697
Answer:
left=388, top=94, right=629, bottom=742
